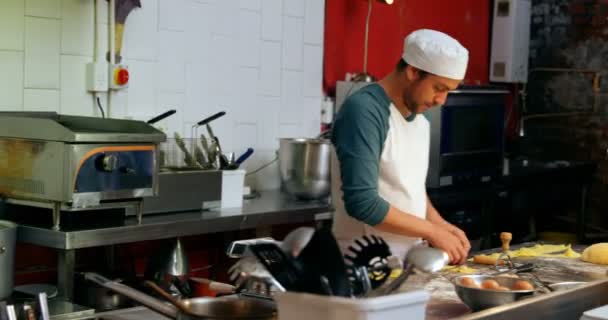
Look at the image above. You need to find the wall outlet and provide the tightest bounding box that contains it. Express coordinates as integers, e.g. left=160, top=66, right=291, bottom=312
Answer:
left=110, top=64, right=130, bottom=90
left=86, top=62, right=109, bottom=92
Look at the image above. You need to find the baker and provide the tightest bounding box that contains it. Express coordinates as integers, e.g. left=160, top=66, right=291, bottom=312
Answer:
left=331, top=29, right=471, bottom=264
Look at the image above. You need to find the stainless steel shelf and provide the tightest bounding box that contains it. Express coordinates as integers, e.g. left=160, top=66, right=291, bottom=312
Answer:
left=17, top=190, right=332, bottom=250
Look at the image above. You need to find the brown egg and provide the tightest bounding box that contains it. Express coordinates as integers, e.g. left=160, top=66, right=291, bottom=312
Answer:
left=495, top=286, right=510, bottom=291
left=481, top=279, right=500, bottom=290
left=460, top=277, right=477, bottom=287
left=512, top=280, right=534, bottom=291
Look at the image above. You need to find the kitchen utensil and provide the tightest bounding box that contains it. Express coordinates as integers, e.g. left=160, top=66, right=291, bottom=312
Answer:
left=0, top=221, right=16, bottom=300
left=189, top=277, right=236, bottom=295
left=548, top=281, right=586, bottom=291
left=145, top=281, right=190, bottom=314
left=37, top=293, right=50, bottom=320
left=295, top=228, right=352, bottom=297
left=495, top=232, right=515, bottom=270
left=174, top=132, right=198, bottom=168
left=5, top=306, right=15, bottom=320
left=85, top=272, right=276, bottom=320
left=491, top=262, right=535, bottom=276
left=247, top=243, right=304, bottom=292
left=197, top=112, right=226, bottom=127
left=147, top=109, right=177, bottom=124
left=280, top=227, right=315, bottom=258
left=228, top=258, right=286, bottom=296
left=278, top=138, right=331, bottom=200
left=199, top=133, right=216, bottom=169
left=74, top=273, right=133, bottom=310
left=344, top=235, right=392, bottom=294
left=367, top=245, right=449, bottom=297
left=236, top=148, right=254, bottom=166
left=14, top=284, right=58, bottom=299
left=144, top=238, right=191, bottom=296
left=452, top=274, right=536, bottom=311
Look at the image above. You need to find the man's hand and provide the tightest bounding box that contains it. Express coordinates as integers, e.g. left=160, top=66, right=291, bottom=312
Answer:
left=426, top=225, right=469, bottom=265
left=443, top=223, right=471, bottom=253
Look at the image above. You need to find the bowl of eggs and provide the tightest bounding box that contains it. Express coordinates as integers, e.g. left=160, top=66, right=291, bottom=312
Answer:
left=452, top=274, right=536, bottom=311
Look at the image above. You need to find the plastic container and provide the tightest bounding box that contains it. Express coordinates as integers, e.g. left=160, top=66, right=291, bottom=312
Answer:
left=221, top=169, right=246, bottom=208
left=581, top=305, right=608, bottom=320
left=274, top=289, right=430, bottom=320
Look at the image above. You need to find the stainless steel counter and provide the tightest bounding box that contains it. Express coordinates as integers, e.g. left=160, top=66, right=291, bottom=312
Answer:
left=13, top=190, right=331, bottom=300
left=17, top=190, right=332, bottom=250
left=399, top=243, right=608, bottom=319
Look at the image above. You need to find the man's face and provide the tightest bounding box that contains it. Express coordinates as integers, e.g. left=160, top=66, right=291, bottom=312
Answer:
left=403, top=67, right=462, bottom=114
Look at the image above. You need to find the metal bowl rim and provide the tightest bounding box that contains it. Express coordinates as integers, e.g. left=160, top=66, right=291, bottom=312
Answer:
left=279, top=137, right=330, bottom=144
left=452, top=274, right=537, bottom=293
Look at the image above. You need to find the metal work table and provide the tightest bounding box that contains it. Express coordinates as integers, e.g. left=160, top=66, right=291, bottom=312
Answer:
left=401, top=243, right=608, bottom=319
left=13, top=190, right=332, bottom=301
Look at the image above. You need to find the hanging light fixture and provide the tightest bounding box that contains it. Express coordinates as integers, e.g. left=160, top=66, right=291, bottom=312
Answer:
left=351, top=0, right=395, bottom=82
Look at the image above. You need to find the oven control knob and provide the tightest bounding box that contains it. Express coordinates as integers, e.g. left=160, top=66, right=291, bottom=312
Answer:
left=100, top=154, right=118, bottom=172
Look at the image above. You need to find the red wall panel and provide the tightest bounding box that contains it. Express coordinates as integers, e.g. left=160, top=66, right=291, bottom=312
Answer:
left=323, top=0, right=491, bottom=95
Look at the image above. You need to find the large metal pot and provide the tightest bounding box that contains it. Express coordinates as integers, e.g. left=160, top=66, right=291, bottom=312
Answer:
left=85, top=273, right=275, bottom=320
left=278, top=138, right=331, bottom=200
left=0, top=220, right=16, bottom=300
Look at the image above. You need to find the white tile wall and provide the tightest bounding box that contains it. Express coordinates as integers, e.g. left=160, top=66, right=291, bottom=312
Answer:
left=303, top=44, right=323, bottom=97
left=185, top=1, right=211, bottom=64
left=159, top=0, right=186, bottom=32
left=284, top=0, right=305, bottom=17
left=282, top=16, right=303, bottom=70
left=280, top=70, right=303, bottom=124
left=258, top=41, right=282, bottom=97
left=26, top=0, right=60, bottom=19
left=238, top=9, right=261, bottom=68
left=24, top=89, right=60, bottom=111
left=60, top=55, right=93, bottom=116
left=0, top=0, right=25, bottom=51
left=24, top=17, right=61, bottom=89
left=61, top=0, right=94, bottom=56
left=125, top=59, right=158, bottom=116
left=261, top=0, right=282, bottom=41
left=240, top=0, right=261, bottom=11
left=0, top=0, right=326, bottom=191
left=0, top=51, right=24, bottom=110
left=122, top=0, right=158, bottom=61
left=304, top=0, right=325, bottom=45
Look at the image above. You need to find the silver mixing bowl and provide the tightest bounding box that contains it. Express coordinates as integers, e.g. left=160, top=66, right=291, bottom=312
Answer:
left=452, top=274, right=536, bottom=311
left=278, top=138, right=331, bottom=200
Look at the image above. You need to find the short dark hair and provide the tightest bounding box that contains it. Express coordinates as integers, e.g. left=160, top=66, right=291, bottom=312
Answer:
left=396, top=58, right=428, bottom=77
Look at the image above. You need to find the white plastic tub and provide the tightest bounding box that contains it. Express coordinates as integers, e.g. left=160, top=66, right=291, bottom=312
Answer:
left=274, top=290, right=430, bottom=320
left=221, top=169, right=246, bottom=208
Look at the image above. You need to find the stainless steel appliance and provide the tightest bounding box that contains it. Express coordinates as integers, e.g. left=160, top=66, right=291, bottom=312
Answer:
left=0, top=112, right=165, bottom=229
left=425, top=86, right=509, bottom=188
left=279, top=138, right=331, bottom=200
left=133, top=169, right=222, bottom=215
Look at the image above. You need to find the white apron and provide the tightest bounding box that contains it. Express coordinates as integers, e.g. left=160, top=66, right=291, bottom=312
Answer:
left=332, top=104, right=430, bottom=259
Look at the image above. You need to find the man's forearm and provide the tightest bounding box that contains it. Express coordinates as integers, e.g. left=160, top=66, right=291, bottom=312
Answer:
left=374, top=205, right=436, bottom=239
left=426, top=195, right=449, bottom=226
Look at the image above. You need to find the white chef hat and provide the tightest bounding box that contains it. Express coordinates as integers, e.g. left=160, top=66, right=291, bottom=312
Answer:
left=402, top=29, right=469, bottom=80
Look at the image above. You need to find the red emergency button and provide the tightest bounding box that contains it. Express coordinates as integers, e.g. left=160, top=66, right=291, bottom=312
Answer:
left=116, top=68, right=129, bottom=85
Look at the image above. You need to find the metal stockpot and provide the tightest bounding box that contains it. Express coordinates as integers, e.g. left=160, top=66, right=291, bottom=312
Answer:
left=85, top=273, right=275, bottom=320
left=0, top=220, right=16, bottom=300
left=278, top=138, right=331, bottom=200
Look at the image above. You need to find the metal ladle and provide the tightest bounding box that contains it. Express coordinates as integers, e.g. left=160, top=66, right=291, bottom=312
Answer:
left=366, top=245, right=449, bottom=297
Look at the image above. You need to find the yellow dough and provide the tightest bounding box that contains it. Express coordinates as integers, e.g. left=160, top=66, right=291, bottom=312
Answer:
left=471, top=244, right=581, bottom=265
left=442, top=265, right=479, bottom=274
left=581, top=243, right=608, bottom=265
